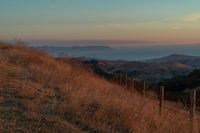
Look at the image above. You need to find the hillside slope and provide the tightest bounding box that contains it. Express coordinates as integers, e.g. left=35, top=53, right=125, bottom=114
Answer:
left=161, top=69, right=200, bottom=91
left=84, top=59, right=191, bottom=81
left=146, top=54, right=200, bottom=68
left=0, top=43, right=197, bottom=133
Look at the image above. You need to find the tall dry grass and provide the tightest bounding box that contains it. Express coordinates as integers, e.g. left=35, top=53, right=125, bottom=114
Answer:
left=0, top=43, right=199, bottom=133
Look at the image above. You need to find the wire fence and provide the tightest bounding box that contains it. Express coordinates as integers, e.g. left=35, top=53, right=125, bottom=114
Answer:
left=108, top=74, right=199, bottom=133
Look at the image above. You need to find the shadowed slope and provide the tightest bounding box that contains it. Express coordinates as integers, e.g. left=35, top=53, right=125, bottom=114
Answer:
left=0, top=43, right=197, bottom=133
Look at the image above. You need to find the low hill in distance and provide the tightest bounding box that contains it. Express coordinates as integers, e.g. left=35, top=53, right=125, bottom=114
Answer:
left=82, top=54, right=200, bottom=83
left=84, top=59, right=191, bottom=82
left=0, top=43, right=198, bottom=133
left=36, top=45, right=113, bottom=57
left=37, top=45, right=113, bottom=51
left=160, top=69, right=200, bottom=92
left=146, top=54, right=200, bottom=68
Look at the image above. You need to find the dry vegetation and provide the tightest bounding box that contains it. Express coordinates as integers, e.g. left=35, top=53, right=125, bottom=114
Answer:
left=0, top=42, right=199, bottom=133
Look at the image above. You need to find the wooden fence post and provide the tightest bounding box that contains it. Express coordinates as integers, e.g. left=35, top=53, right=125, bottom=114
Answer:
left=125, top=73, right=128, bottom=88
left=119, top=74, right=121, bottom=85
left=132, top=77, right=135, bottom=90
left=190, top=89, right=196, bottom=120
left=143, top=81, right=146, bottom=97
left=112, top=76, right=114, bottom=82
left=159, top=86, right=164, bottom=116
left=190, top=89, right=196, bottom=133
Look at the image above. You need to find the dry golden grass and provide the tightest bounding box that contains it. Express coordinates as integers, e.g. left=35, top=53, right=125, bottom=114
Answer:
left=0, top=43, right=199, bottom=133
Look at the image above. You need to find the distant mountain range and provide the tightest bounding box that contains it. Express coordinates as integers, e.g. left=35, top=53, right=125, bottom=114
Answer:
left=35, top=45, right=200, bottom=60
left=37, top=45, right=113, bottom=51
left=84, top=54, right=200, bottom=82
left=36, top=45, right=114, bottom=58
left=36, top=45, right=200, bottom=82
left=159, top=69, right=200, bottom=92
left=145, top=54, right=200, bottom=68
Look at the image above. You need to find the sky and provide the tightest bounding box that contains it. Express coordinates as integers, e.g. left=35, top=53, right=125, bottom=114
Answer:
left=0, top=0, right=200, bottom=45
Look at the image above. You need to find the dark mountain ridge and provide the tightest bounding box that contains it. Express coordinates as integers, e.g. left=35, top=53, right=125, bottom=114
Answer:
left=146, top=54, right=200, bottom=69
left=160, top=69, right=200, bottom=92
left=84, top=54, right=200, bottom=82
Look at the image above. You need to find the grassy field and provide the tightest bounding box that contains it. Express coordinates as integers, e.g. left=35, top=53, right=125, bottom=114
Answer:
left=0, top=43, right=199, bottom=133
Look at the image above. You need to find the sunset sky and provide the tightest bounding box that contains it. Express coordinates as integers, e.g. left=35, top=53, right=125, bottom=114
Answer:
left=0, top=0, right=200, bottom=44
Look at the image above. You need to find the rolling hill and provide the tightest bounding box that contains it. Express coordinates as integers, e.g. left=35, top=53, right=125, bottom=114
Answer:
left=0, top=42, right=198, bottom=133
left=83, top=54, right=200, bottom=83
left=84, top=59, right=191, bottom=82
left=160, top=69, right=200, bottom=92
left=146, top=54, right=200, bottom=68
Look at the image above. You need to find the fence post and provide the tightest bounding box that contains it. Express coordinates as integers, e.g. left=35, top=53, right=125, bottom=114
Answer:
left=190, top=89, right=196, bottom=133
left=190, top=89, right=196, bottom=119
left=119, top=74, right=121, bottom=85
left=159, top=86, right=164, bottom=116
left=143, top=81, right=146, bottom=97
left=125, top=73, right=128, bottom=88
left=132, top=77, right=135, bottom=90
left=112, top=76, right=114, bottom=82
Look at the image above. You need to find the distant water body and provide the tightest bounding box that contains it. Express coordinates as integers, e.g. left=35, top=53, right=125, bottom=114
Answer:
left=34, top=44, right=200, bottom=61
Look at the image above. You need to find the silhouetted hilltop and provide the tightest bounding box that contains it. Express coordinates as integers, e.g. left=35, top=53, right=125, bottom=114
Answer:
left=161, top=69, right=200, bottom=91
left=146, top=54, right=200, bottom=68
left=84, top=59, right=191, bottom=82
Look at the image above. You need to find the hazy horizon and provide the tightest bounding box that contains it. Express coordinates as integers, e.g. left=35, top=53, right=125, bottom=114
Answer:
left=1, top=0, right=200, bottom=59
left=34, top=42, right=200, bottom=61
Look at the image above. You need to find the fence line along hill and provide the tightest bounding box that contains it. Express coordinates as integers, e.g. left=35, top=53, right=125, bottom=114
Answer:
left=0, top=43, right=199, bottom=133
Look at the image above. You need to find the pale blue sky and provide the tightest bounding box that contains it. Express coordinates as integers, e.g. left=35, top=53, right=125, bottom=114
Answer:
left=0, top=0, right=200, bottom=43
